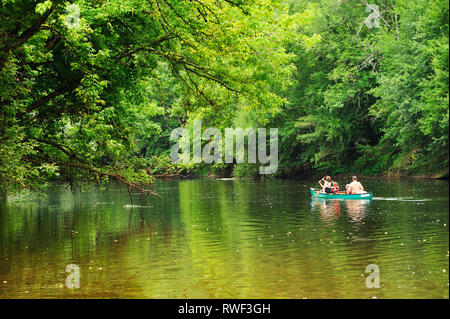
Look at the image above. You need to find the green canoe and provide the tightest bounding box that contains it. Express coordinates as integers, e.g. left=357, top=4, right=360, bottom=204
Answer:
left=310, top=188, right=373, bottom=200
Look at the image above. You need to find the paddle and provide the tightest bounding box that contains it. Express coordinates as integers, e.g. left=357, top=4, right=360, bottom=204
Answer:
left=314, top=176, right=326, bottom=198
left=313, top=189, right=322, bottom=198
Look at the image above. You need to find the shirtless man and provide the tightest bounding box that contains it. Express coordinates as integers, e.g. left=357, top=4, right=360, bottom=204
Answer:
left=346, top=176, right=364, bottom=194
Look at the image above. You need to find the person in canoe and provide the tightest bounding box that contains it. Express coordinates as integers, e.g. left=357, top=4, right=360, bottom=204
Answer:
left=319, top=176, right=334, bottom=193
left=331, top=181, right=340, bottom=194
left=346, top=176, right=365, bottom=194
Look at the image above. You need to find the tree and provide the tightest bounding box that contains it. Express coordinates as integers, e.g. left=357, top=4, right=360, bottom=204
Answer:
left=0, top=0, right=311, bottom=195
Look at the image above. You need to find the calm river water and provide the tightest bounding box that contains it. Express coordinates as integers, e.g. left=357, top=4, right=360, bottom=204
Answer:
left=0, top=178, right=448, bottom=298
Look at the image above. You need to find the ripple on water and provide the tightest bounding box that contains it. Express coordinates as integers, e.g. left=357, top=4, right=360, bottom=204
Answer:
left=0, top=179, right=448, bottom=298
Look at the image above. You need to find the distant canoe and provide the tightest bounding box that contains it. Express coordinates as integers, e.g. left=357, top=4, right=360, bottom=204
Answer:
left=310, top=188, right=373, bottom=200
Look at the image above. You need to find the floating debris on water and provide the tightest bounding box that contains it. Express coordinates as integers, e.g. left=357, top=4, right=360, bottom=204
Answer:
left=124, top=205, right=153, bottom=208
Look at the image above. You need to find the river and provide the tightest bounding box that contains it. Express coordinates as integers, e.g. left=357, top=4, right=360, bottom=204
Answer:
left=0, top=178, right=448, bottom=298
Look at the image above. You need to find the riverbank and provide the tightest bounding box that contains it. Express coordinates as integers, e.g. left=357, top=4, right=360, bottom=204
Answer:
left=0, top=166, right=447, bottom=202
left=192, top=168, right=450, bottom=181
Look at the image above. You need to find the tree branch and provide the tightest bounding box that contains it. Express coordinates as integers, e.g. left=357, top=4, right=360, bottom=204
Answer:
left=32, top=160, right=162, bottom=197
left=0, top=3, right=58, bottom=71
left=148, top=47, right=242, bottom=93
left=25, top=77, right=82, bottom=113
left=25, top=137, right=90, bottom=165
left=115, top=32, right=175, bottom=61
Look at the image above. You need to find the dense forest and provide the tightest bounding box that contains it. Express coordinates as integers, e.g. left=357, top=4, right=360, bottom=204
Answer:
left=0, top=0, right=448, bottom=195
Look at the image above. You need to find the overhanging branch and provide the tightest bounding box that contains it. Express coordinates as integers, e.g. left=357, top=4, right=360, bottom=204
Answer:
left=32, top=159, right=162, bottom=198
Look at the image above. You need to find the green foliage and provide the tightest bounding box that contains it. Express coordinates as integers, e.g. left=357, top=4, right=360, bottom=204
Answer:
left=367, top=0, right=449, bottom=173
left=0, top=0, right=448, bottom=196
left=232, top=163, right=260, bottom=178
left=267, top=0, right=448, bottom=176
left=0, top=0, right=312, bottom=194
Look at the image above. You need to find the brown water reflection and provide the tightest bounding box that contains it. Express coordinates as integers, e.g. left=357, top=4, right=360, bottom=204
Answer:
left=0, top=179, right=448, bottom=298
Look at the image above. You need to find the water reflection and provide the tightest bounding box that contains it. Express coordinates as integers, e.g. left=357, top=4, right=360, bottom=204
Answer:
left=0, top=179, right=448, bottom=299
left=346, top=199, right=371, bottom=225
left=312, top=198, right=372, bottom=227
left=311, top=199, right=342, bottom=224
